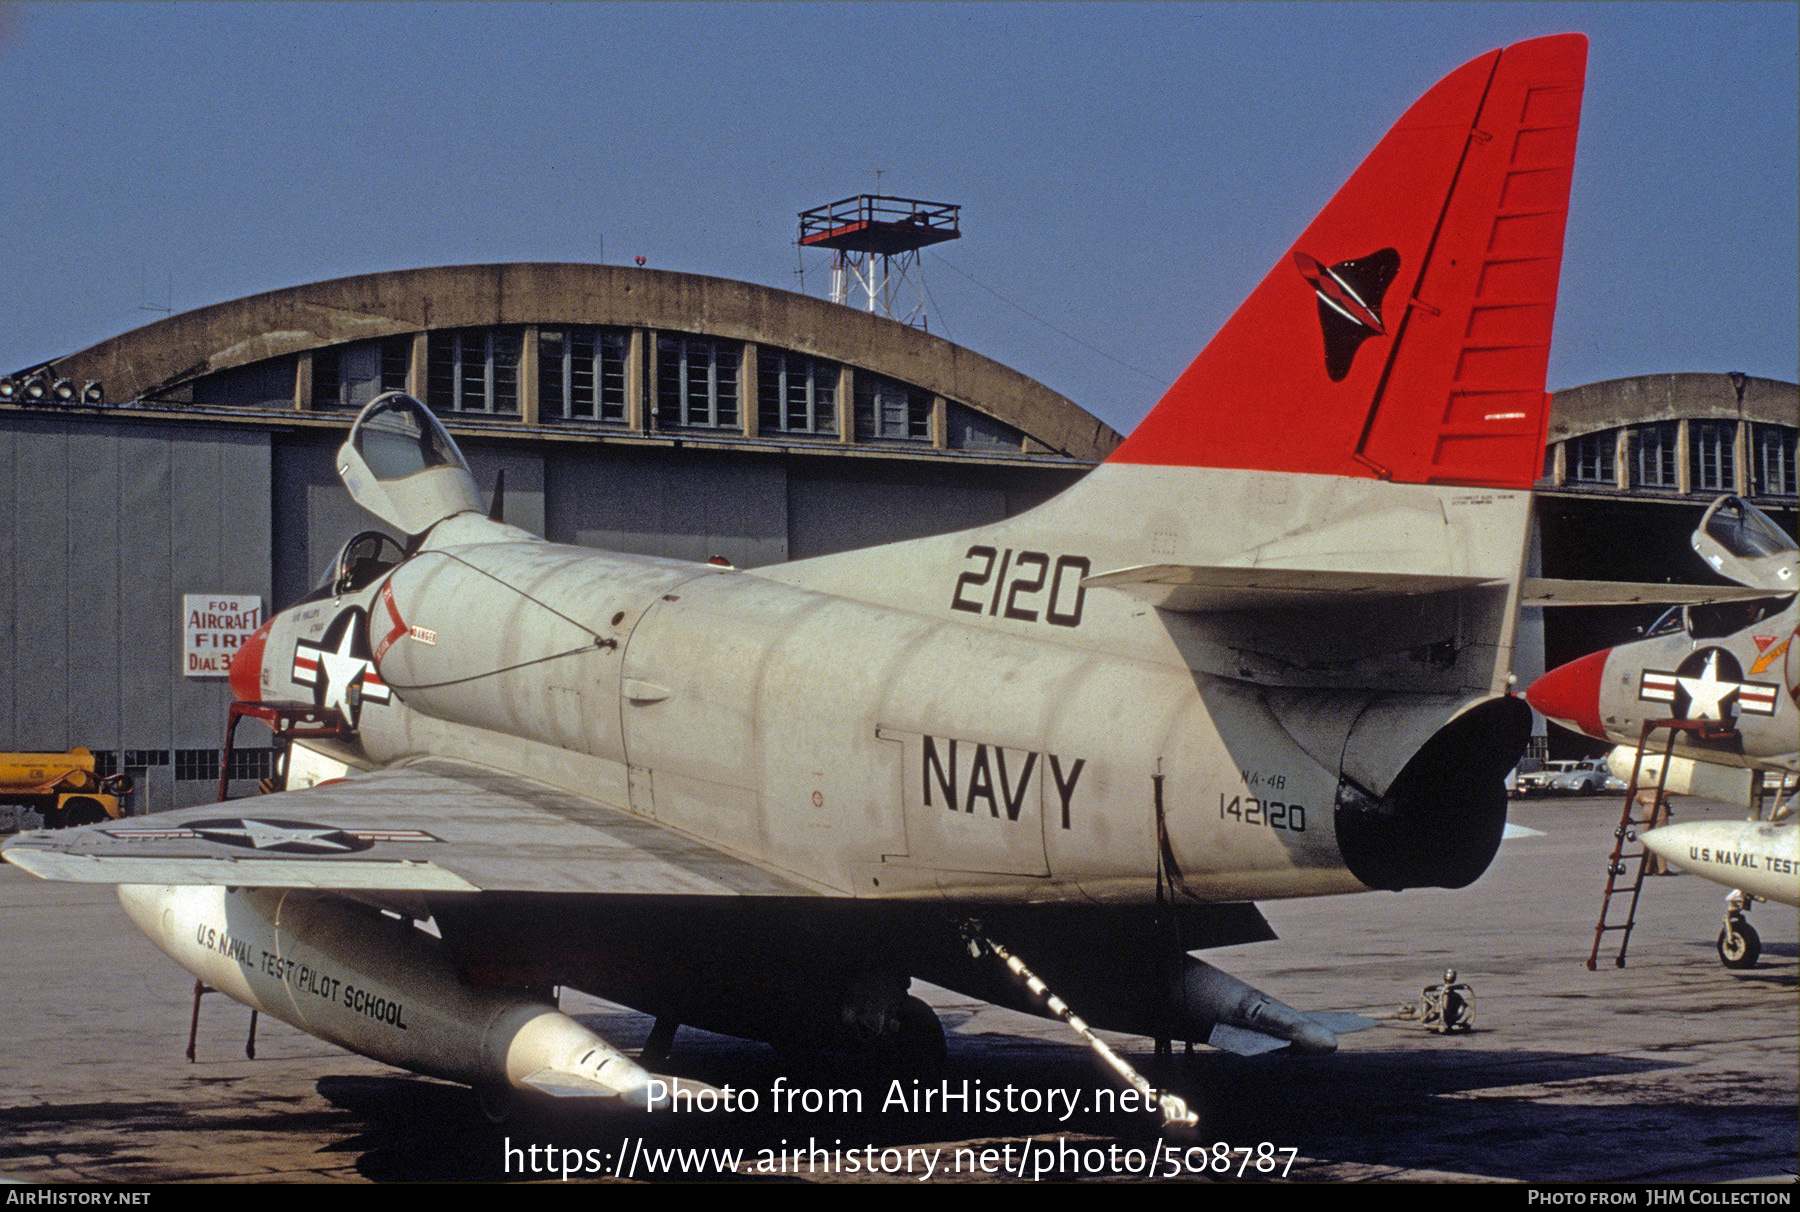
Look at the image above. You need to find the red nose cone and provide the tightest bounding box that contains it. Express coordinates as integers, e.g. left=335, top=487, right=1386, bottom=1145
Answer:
left=1526, top=648, right=1610, bottom=739
left=229, top=619, right=273, bottom=703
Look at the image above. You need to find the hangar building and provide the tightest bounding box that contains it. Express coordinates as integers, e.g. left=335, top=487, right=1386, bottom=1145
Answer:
left=0, top=264, right=1118, bottom=811
left=0, top=262, right=1794, bottom=804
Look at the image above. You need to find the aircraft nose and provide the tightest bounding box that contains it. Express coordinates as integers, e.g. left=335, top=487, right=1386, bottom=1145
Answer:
left=1525, top=649, right=1610, bottom=739
left=229, top=619, right=273, bottom=703
left=1637, top=822, right=1691, bottom=867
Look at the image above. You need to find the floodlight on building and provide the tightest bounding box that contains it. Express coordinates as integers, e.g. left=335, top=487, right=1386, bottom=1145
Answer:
left=798, top=194, right=959, bottom=327
left=22, top=374, right=49, bottom=401
left=0, top=378, right=17, bottom=401
left=82, top=381, right=104, bottom=405
left=53, top=378, right=77, bottom=402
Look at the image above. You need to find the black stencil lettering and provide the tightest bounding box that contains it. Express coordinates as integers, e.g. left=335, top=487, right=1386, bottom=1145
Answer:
left=1049, top=754, right=1086, bottom=829
left=987, top=549, right=1014, bottom=615
left=1046, top=556, right=1090, bottom=627
left=995, top=749, right=1039, bottom=821
left=1004, top=552, right=1050, bottom=622
left=923, top=736, right=958, bottom=810
left=950, top=547, right=997, bottom=614
left=965, top=744, right=999, bottom=816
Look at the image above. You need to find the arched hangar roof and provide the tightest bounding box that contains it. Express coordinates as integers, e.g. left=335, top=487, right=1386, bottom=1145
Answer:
left=29, top=263, right=1123, bottom=462
left=1548, top=372, right=1795, bottom=442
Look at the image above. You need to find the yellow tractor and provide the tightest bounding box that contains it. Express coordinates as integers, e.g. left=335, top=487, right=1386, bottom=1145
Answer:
left=0, top=749, right=132, bottom=829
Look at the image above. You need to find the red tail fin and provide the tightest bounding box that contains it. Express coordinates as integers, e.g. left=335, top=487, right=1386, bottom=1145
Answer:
left=1108, top=34, right=1586, bottom=490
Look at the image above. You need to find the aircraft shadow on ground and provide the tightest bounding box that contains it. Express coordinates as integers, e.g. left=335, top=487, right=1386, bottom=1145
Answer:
left=0, top=1093, right=367, bottom=1180
left=291, top=1022, right=1798, bottom=1183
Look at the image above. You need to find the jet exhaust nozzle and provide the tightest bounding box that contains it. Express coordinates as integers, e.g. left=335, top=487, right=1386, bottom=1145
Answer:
left=1333, top=696, right=1532, bottom=891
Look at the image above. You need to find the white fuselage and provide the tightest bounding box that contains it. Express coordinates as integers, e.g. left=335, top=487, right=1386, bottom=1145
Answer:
left=254, top=467, right=1536, bottom=906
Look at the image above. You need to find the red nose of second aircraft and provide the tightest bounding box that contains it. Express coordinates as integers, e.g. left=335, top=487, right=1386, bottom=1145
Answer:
left=1525, top=648, right=1610, bottom=740
left=229, top=619, right=273, bottom=703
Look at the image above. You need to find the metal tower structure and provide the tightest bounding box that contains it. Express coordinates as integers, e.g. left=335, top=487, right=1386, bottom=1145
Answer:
left=797, top=195, right=960, bottom=328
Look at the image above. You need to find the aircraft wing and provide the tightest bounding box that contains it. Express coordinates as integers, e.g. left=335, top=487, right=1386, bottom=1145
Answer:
left=1517, top=578, right=1780, bottom=607
left=0, top=759, right=812, bottom=897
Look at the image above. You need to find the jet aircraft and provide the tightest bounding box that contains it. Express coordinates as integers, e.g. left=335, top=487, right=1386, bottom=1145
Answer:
left=1528, top=496, right=1796, bottom=970
left=7, top=35, right=1594, bottom=1116
left=1527, top=495, right=1798, bottom=777
left=1639, top=818, right=1797, bottom=967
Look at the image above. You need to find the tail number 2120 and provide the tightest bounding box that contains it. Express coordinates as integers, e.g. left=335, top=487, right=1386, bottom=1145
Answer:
left=950, top=546, right=1089, bottom=628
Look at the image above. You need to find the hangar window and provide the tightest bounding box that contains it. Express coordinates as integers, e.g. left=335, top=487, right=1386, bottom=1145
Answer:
left=427, top=328, right=522, bottom=416
left=1755, top=424, right=1796, bottom=498
left=1688, top=420, right=1736, bottom=494
left=757, top=350, right=838, bottom=436
left=381, top=335, right=411, bottom=391
left=540, top=327, right=629, bottom=424
left=172, top=748, right=276, bottom=782
left=191, top=356, right=296, bottom=410
left=1629, top=422, right=1679, bottom=491
left=946, top=401, right=1026, bottom=451
left=854, top=372, right=931, bottom=442
left=1569, top=431, right=1615, bottom=484
left=656, top=334, right=739, bottom=429
left=313, top=336, right=412, bottom=410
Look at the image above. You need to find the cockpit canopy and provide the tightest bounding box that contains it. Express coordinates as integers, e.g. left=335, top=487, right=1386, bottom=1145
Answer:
left=1692, top=496, right=1798, bottom=594
left=337, top=392, right=484, bottom=536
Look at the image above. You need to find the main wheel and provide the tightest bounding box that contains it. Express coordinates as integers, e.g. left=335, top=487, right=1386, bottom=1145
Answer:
left=1717, top=920, right=1761, bottom=969
left=475, top=1084, right=514, bottom=1124
left=893, top=995, right=947, bottom=1074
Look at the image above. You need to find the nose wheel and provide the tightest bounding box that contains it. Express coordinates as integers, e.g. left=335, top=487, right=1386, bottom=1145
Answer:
left=1716, top=912, right=1760, bottom=969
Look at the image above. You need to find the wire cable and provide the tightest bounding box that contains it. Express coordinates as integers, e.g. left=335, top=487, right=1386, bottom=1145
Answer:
left=369, top=549, right=631, bottom=692
left=926, top=252, right=1173, bottom=389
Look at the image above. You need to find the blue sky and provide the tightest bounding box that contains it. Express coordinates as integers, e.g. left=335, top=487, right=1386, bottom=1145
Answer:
left=2, top=2, right=1794, bottom=435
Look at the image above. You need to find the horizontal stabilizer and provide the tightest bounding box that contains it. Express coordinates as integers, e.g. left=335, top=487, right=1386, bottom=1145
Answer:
left=1084, top=564, right=1498, bottom=612
left=1518, top=578, right=1779, bottom=607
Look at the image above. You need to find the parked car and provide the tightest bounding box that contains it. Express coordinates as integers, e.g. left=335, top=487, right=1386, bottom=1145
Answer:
left=1550, top=758, right=1624, bottom=796
left=1513, top=761, right=1575, bottom=797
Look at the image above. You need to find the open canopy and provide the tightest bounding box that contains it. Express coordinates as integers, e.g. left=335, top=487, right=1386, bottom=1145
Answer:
left=336, top=392, right=483, bottom=537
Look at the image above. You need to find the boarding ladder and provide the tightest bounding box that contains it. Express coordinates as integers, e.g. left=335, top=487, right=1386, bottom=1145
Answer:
left=213, top=700, right=352, bottom=803
left=1585, top=717, right=1737, bottom=970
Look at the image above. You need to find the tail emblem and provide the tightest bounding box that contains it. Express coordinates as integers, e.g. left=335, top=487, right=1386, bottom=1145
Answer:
left=1294, top=248, right=1400, bottom=381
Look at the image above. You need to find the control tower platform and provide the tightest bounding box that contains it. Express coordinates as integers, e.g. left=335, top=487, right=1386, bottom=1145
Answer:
left=798, top=195, right=961, bottom=324
left=798, top=195, right=961, bottom=256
